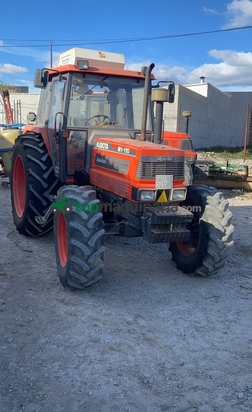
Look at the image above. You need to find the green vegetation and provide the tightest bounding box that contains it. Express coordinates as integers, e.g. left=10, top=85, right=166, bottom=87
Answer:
left=0, top=83, right=16, bottom=93
left=197, top=145, right=252, bottom=159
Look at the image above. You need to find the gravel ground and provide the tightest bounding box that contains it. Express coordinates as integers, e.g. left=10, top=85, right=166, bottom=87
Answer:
left=0, top=184, right=252, bottom=412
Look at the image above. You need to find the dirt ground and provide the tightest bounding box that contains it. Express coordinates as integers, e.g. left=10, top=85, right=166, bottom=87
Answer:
left=0, top=183, right=252, bottom=412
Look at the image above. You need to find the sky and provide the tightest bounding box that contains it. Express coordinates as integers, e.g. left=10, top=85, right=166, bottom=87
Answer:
left=1, top=0, right=252, bottom=93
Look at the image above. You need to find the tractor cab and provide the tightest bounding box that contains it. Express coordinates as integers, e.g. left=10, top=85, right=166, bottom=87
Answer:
left=31, top=48, right=175, bottom=185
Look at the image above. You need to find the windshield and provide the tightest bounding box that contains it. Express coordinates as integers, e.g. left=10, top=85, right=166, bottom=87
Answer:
left=67, top=73, right=152, bottom=130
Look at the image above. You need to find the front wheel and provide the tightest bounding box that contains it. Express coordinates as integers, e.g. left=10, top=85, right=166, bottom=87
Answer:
left=169, top=185, right=234, bottom=276
left=54, top=185, right=105, bottom=290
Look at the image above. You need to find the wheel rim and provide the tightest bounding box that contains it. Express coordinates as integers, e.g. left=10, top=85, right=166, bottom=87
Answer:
left=176, top=215, right=200, bottom=256
left=176, top=242, right=196, bottom=256
left=13, top=155, right=26, bottom=218
left=57, top=211, right=68, bottom=267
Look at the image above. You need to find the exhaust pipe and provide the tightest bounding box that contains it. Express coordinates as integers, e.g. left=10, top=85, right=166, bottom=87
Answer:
left=140, top=63, right=155, bottom=141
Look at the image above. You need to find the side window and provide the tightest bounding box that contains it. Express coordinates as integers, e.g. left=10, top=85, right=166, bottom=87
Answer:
left=36, top=85, right=51, bottom=125
left=48, top=79, right=66, bottom=128
left=68, top=81, right=91, bottom=127
left=180, top=138, right=193, bottom=150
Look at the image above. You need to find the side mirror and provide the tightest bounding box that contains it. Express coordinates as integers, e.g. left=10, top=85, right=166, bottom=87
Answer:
left=27, top=112, right=37, bottom=123
left=154, top=81, right=175, bottom=103
left=55, top=112, right=64, bottom=133
left=34, top=69, right=49, bottom=88
left=151, top=88, right=169, bottom=102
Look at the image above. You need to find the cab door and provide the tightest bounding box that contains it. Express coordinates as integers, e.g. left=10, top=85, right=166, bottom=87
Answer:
left=47, top=77, right=67, bottom=177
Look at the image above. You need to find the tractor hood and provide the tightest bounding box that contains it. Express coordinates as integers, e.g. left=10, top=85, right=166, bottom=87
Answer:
left=90, top=136, right=186, bottom=201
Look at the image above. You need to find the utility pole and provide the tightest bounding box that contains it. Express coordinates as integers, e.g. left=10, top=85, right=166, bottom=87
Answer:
left=50, top=42, right=53, bottom=68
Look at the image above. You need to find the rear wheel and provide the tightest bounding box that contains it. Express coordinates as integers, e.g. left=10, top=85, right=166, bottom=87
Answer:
left=169, top=185, right=234, bottom=276
left=54, top=185, right=105, bottom=290
left=11, top=133, right=59, bottom=236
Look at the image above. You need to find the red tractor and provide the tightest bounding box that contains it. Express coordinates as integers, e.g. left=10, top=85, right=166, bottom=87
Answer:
left=10, top=48, right=234, bottom=290
left=163, top=130, right=196, bottom=165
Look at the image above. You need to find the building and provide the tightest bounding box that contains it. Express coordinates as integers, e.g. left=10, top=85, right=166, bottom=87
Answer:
left=163, top=80, right=252, bottom=149
left=0, top=92, right=40, bottom=125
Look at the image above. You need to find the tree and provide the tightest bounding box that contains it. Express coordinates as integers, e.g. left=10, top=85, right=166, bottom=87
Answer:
left=0, top=82, right=16, bottom=93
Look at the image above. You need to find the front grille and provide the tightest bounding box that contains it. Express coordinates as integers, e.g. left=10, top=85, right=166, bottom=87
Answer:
left=136, top=157, right=185, bottom=180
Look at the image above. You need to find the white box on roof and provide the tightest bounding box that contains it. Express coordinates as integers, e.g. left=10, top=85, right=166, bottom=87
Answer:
left=58, top=48, right=125, bottom=69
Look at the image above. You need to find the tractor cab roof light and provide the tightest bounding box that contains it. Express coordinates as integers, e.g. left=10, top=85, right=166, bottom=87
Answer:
left=76, top=60, right=89, bottom=70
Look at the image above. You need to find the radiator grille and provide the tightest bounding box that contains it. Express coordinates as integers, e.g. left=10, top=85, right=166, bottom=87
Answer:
left=136, top=158, right=184, bottom=180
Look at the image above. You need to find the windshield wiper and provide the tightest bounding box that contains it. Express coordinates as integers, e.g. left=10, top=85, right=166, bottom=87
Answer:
left=76, top=76, right=108, bottom=100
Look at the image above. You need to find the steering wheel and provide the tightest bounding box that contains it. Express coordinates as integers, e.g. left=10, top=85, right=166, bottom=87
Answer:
left=85, top=115, right=111, bottom=127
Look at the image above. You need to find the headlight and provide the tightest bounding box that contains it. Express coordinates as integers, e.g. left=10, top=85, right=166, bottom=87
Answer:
left=171, top=189, right=187, bottom=201
left=139, top=190, right=156, bottom=201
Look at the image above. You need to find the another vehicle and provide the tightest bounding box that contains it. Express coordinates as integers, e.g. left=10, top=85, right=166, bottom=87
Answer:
left=0, top=128, right=21, bottom=187
left=1, top=90, right=14, bottom=124
left=10, top=48, right=234, bottom=290
left=162, top=130, right=197, bottom=165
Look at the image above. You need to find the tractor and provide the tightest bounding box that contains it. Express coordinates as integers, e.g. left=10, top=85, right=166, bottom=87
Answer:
left=10, top=48, right=234, bottom=290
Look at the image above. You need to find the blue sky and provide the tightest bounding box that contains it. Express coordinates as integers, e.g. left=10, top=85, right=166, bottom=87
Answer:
left=1, top=0, right=252, bottom=92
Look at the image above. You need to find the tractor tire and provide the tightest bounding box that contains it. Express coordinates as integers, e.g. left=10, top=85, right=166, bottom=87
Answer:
left=11, top=133, right=59, bottom=236
left=169, top=185, right=234, bottom=276
left=54, top=185, right=105, bottom=290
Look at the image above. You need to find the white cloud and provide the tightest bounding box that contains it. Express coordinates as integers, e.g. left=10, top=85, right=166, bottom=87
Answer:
left=127, top=61, right=188, bottom=85
left=189, top=49, right=252, bottom=88
left=202, top=7, right=219, bottom=15
left=127, top=49, right=252, bottom=90
left=223, top=0, right=252, bottom=28
left=209, top=49, right=252, bottom=65
left=0, top=63, right=28, bottom=74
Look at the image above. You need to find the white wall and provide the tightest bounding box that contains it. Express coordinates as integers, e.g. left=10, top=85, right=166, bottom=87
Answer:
left=0, top=93, right=40, bottom=125
left=163, top=83, right=252, bottom=149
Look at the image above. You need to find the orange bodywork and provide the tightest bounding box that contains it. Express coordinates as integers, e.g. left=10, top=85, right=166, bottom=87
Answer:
left=90, top=137, right=185, bottom=201
left=49, top=64, right=154, bottom=80
left=22, top=125, right=52, bottom=157
left=163, top=131, right=197, bottom=163
left=21, top=64, right=187, bottom=198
